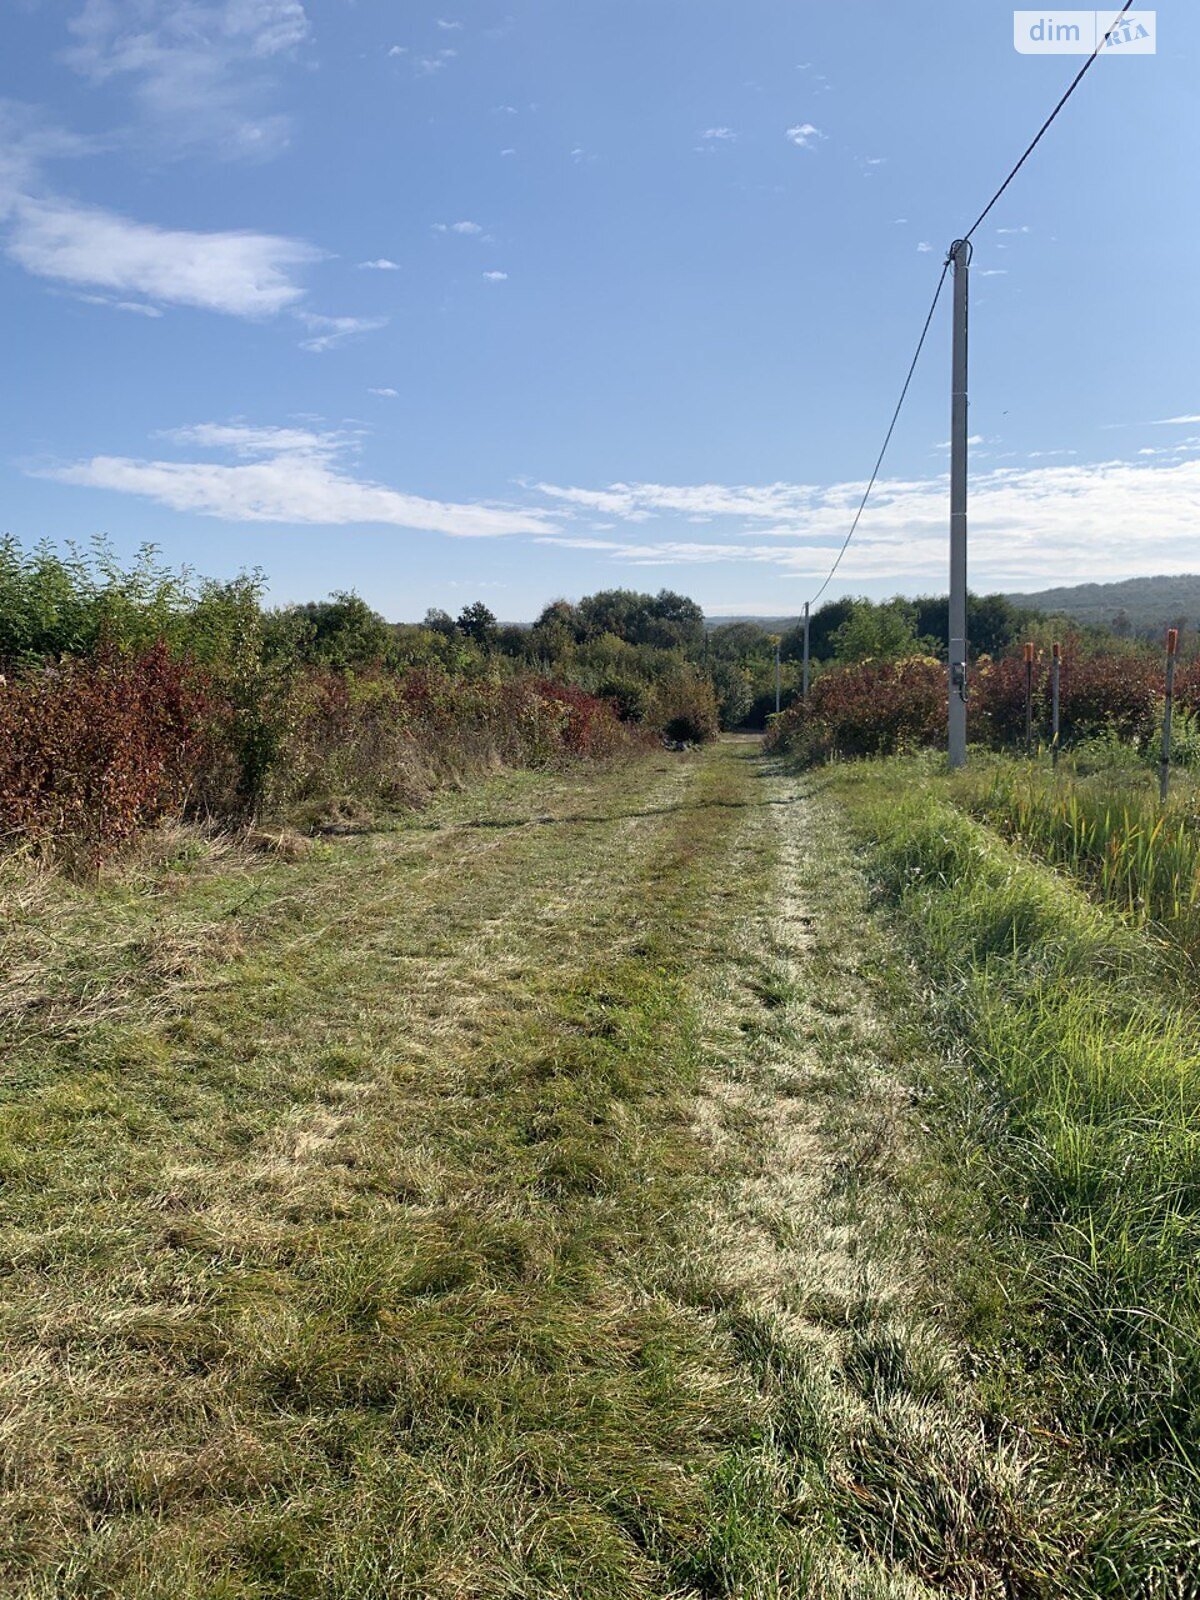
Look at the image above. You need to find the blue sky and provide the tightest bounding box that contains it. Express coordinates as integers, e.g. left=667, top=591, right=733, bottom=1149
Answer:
left=2, top=1, right=1195, bottom=619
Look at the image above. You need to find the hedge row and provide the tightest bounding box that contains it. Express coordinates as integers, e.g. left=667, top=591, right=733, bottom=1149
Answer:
left=764, top=652, right=1182, bottom=764
left=0, top=650, right=631, bottom=859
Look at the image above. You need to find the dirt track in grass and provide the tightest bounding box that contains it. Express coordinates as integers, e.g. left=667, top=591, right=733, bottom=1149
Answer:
left=0, top=739, right=1087, bottom=1598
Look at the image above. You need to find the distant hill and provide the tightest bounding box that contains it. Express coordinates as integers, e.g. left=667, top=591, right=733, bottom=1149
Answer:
left=1004, top=575, right=1200, bottom=631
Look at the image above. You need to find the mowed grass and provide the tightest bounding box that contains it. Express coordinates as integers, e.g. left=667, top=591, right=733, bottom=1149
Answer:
left=822, top=758, right=1200, bottom=1592
left=0, top=748, right=784, bottom=1598
left=12, top=737, right=1192, bottom=1598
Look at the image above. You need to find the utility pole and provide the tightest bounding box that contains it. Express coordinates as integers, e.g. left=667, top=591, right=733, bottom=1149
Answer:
left=948, top=238, right=971, bottom=770
left=802, top=602, right=811, bottom=699
left=774, top=636, right=782, bottom=715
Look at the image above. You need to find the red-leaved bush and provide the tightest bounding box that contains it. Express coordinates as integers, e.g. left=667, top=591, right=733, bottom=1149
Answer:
left=764, top=657, right=945, bottom=763
left=767, top=649, right=1168, bottom=765
left=0, top=644, right=221, bottom=856
left=0, top=653, right=630, bottom=858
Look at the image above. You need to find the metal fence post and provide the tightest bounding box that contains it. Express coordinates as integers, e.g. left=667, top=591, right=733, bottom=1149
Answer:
left=1160, top=627, right=1179, bottom=803
left=1051, top=641, right=1061, bottom=768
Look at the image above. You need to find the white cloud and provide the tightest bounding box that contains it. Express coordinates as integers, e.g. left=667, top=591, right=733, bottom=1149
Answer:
left=700, top=126, right=736, bottom=142
left=531, top=458, right=1200, bottom=587
left=369, top=387, right=399, bottom=398
left=160, top=421, right=349, bottom=457
left=388, top=45, right=407, bottom=56
left=482, top=270, right=507, bottom=282
left=74, top=290, right=164, bottom=317
left=358, top=257, right=399, bottom=270
left=7, top=195, right=319, bottom=316
left=500, top=147, right=516, bottom=157
left=294, top=311, right=387, bottom=352
left=785, top=123, right=822, bottom=148
left=47, top=422, right=557, bottom=539
left=978, top=268, right=1008, bottom=277
left=64, top=0, right=310, bottom=159
left=436, top=18, right=462, bottom=29
left=1150, top=414, right=1200, bottom=426
left=916, top=241, right=933, bottom=252
left=996, top=225, right=1032, bottom=235
left=433, top=220, right=483, bottom=236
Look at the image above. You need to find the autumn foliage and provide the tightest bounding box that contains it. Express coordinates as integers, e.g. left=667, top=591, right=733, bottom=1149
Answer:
left=766, top=648, right=1170, bottom=764
left=0, top=651, right=629, bottom=860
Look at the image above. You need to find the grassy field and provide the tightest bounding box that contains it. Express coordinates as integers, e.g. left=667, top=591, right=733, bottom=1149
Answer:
left=3, top=739, right=1196, bottom=1596
left=821, top=755, right=1200, bottom=1594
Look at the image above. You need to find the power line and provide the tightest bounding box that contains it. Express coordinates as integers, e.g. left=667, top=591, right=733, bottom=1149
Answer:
left=964, top=0, right=1137, bottom=240
left=806, top=258, right=950, bottom=610
left=801, top=0, right=1138, bottom=613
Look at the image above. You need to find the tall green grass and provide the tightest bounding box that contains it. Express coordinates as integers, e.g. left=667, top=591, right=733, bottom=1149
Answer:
left=828, top=766, right=1200, bottom=1588
left=957, top=762, right=1200, bottom=963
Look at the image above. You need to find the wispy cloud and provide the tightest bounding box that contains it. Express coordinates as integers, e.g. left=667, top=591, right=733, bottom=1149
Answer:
left=436, top=18, right=462, bottom=29
left=369, top=387, right=399, bottom=398
left=294, top=311, right=387, bottom=352
left=358, top=257, right=399, bottom=270
left=74, top=290, right=163, bottom=317
left=433, top=220, right=483, bottom=236
left=1150, top=414, right=1200, bottom=426
left=482, top=270, right=507, bottom=282
left=46, top=422, right=557, bottom=539
left=916, top=241, right=933, bottom=253
left=7, top=195, right=320, bottom=316
left=530, top=457, right=1200, bottom=587
left=64, top=0, right=311, bottom=159
left=785, top=123, right=823, bottom=148
left=699, top=127, right=736, bottom=142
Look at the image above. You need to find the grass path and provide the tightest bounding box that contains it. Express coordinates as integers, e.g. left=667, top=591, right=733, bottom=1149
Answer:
left=0, top=742, right=1104, bottom=1596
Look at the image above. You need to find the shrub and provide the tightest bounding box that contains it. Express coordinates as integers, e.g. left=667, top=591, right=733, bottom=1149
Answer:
left=765, top=657, right=944, bottom=763
left=651, top=670, right=720, bottom=744
left=769, top=650, right=1167, bottom=766
left=0, top=644, right=221, bottom=858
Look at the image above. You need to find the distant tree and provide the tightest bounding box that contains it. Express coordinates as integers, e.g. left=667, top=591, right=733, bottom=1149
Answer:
left=707, top=621, right=772, bottom=661
left=535, top=599, right=581, bottom=635
left=423, top=607, right=457, bottom=637
left=456, top=601, right=498, bottom=646
left=277, top=591, right=390, bottom=669
left=832, top=599, right=922, bottom=664
left=781, top=597, right=855, bottom=663
left=574, top=588, right=704, bottom=651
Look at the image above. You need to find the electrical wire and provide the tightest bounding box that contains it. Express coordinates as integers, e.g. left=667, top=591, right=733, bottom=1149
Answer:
left=800, top=0, right=1138, bottom=613
left=964, top=0, right=1137, bottom=240
left=806, top=257, right=950, bottom=609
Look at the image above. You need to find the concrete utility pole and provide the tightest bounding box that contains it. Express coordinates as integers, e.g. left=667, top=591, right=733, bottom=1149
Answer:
left=774, top=636, right=782, bottom=715
left=948, top=238, right=972, bottom=770
left=802, top=602, right=811, bottom=699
